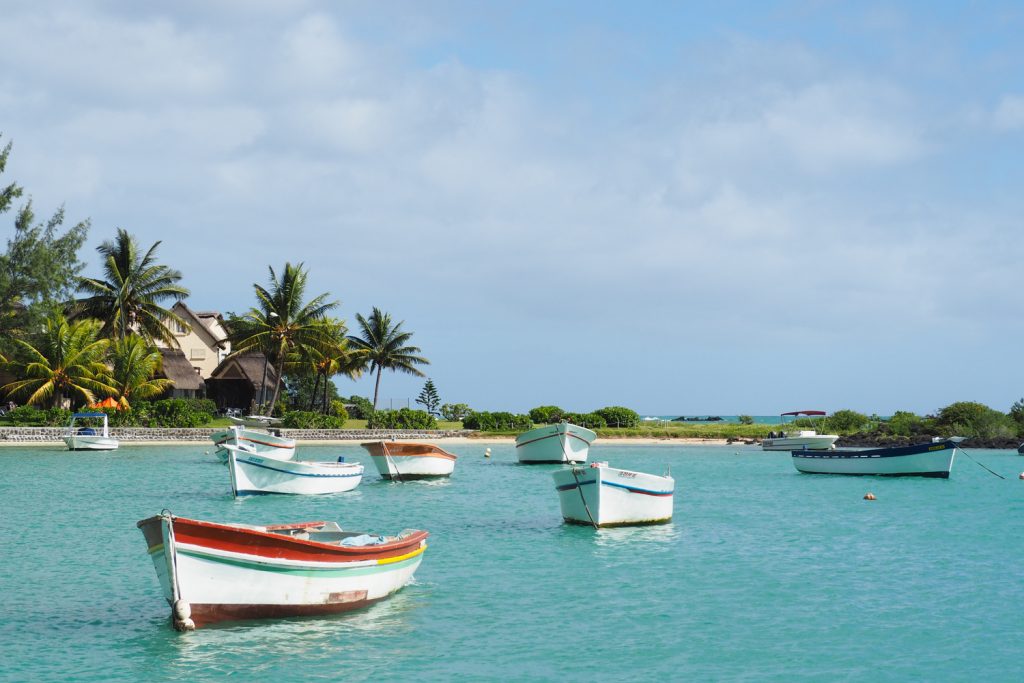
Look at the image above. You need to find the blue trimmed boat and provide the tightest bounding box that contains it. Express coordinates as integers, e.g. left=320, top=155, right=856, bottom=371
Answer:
left=791, top=438, right=962, bottom=478
left=552, top=462, right=674, bottom=527
left=516, top=422, right=596, bottom=464
left=225, top=444, right=364, bottom=496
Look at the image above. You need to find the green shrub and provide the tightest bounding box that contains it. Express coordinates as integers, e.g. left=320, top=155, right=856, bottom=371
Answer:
left=594, top=406, right=640, bottom=428
left=827, top=409, right=869, bottom=434
left=883, top=411, right=925, bottom=437
left=281, top=411, right=346, bottom=429
left=563, top=412, right=607, bottom=429
left=464, top=411, right=531, bottom=431
left=367, top=408, right=437, bottom=430
left=935, top=401, right=1014, bottom=439
left=5, top=405, right=45, bottom=425
left=738, top=415, right=754, bottom=425
left=440, top=403, right=472, bottom=422
left=151, top=399, right=209, bottom=428
left=345, top=395, right=374, bottom=420
left=528, top=405, right=564, bottom=424
left=329, top=401, right=349, bottom=421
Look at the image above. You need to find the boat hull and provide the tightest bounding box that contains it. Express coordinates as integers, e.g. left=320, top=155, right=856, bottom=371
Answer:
left=63, top=435, right=119, bottom=451
left=552, top=465, right=674, bottom=527
left=211, top=426, right=296, bottom=462
left=516, top=423, right=596, bottom=464
left=791, top=440, right=958, bottom=477
left=361, top=442, right=457, bottom=479
left=227, top=450, right=363, bottom=495
left=763, top=433, right=838, bottom=451
left=137, top=515, right=427, bottom=628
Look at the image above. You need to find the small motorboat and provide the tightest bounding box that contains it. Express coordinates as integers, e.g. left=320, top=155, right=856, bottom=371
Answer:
left=63, top=412, right=118, bottom=451
left=360, top=441, right=457, bottom=480
left=552, top=462, right=674, bottom=527
left=516, top=422, right=596, bottom=464
left=229, top=414, right=283, bottom=428
left=761, top=410, right=839, bottom=451
left=225, top=444, right=363, bottom=496
left=791, top=437, right=963, bottom=477
left=137, top=512, right=428, bottom=629
left=210, top=425, right=296, bottom=462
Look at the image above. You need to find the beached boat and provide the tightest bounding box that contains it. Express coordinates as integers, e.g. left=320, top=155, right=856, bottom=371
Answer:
left=63, top=412, right=118, bottom=451
left=360, top=441, right=457, bottom=480
left=516, top=422, right=596, bottom=464
left=552, top=462, right=674, bottom=527
left=225, top=444, right=363, bottom=496
left=791, top=438, right=962, bottom=477
left=210, top=425, right=296, bottom=462
left=762, top=410, right=839, bottom=451
left=137, top=512, right=428, bottom=629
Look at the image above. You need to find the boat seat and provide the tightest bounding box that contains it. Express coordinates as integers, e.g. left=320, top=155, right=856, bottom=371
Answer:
left=78, top=428, right=96, bottom=436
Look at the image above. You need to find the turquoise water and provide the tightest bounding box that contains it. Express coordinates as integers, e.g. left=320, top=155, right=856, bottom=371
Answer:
left=2, top=442, right=1023, bottom=682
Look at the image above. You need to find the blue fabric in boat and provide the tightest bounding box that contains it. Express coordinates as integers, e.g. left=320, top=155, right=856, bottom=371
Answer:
left=340, top=534, right=386, bottom=546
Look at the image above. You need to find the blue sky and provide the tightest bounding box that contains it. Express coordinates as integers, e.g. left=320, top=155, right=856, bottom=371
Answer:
left=2, top=1, right=1023, bottom=416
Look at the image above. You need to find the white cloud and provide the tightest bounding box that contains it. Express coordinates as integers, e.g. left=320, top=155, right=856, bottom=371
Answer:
left=992, top=94, right=1024, bottom=130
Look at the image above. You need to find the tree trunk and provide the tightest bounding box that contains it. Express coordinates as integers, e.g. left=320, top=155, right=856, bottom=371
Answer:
left=322, top=375, right=330, bottom=414
left=268, top=354, right=286, bottom=415
left=258, top=355, right=270, bottom=413
left=372, top=366, right=383, bottom=410
left=308, top=372, right=321, bottom=412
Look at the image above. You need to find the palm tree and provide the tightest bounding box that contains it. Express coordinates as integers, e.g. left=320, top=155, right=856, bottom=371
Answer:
left=73, top=228, right=190, bottom=345
left=300, top=319, right=365, bottom=413
left=227, top=263, right=338, bottom=415
left=1, top=315, right=116, bottom=408
left=108, top=335, right=172, bottom=409
left=347, top=307, right=429, bottom=410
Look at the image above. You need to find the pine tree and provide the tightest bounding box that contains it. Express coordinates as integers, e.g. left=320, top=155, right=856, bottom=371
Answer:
left=416, top=379, right=441, bottom=416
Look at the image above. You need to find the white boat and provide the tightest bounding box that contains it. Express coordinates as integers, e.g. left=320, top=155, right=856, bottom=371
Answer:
left=762, top=410, right=839, bottom=451
left=63, top=412, right=118, bottom=451
left=360, top=441, right=457, bottom=480
left=229, top=414, right=283, bottom=428
left=210, top=425, right=296, bottom=462
left=552, top=462, right=674, bottom=527
left=225, top=444, right=363, bottom=496
left=516, top=422, right=596, bottom=464
left=137, top=512, right=428, bottom=629
left=791, top=438, right=961, bottom=478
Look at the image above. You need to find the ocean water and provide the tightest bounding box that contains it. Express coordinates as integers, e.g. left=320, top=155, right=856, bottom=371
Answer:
left=2, top=442, right=1023, bottom=682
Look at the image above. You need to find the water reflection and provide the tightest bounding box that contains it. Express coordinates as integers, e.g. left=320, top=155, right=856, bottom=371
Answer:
left=161, top=587, right=427, bottom=673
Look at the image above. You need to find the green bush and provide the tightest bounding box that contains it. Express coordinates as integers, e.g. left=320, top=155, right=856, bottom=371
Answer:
left=329, top=401, right=349, bottom=421
left=528, top=405, right=564, bottom=424
left=882, top=411, right=926, bottom=437
left=935, top=401, right=1014, bottom=439
left=440, top=403, right=472, bottom=422
left=345, top=395, right=374, bottom=420
left=827, top=409, right=870, bottom=434
left=464, top=411, right=531, bottom=431
left=367, top=408, right=437, bottom=430
left=563, top=412, right=607, bottom=429
left=151, top=399, right=210, bottom=428
left=5, top=405, right=44, bottom=425
left=281, top=410, right=346, bottom=429
left=594, top=406, right=640, bottom=428
left=738, top=415, right=754, bottom=425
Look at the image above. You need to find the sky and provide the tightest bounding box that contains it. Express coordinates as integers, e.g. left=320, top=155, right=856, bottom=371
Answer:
left=2, top=1, right=1023, bottom=416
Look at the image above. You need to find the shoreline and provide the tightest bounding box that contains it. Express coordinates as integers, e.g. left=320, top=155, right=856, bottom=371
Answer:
left=0, top=436, right=739, bottom=447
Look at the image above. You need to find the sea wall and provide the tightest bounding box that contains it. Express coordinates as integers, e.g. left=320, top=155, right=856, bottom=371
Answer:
left=0, top=427, right=477, bottom=443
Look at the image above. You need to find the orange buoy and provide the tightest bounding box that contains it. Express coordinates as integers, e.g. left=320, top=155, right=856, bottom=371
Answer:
left=864, top=492, right=876, bottom=500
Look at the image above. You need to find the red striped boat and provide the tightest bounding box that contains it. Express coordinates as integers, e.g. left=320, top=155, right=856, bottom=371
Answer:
left=137, top=513, right=428, bottom=629
left=361, top=441, right=457, bottom=480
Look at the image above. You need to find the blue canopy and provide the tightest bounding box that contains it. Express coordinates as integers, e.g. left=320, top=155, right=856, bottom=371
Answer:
left=71, top=412, right=107, bottom=418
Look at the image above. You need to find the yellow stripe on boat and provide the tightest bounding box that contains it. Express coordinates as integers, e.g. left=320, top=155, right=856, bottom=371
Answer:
left=377, top=543, right=427, bottom=565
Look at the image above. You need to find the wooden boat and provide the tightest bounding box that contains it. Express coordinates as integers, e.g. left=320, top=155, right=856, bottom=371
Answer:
left=515, top=422, right=596, bottom=464
left=360, top=441, right=457, bottom=480
left=137, top=512, right=428, bottom=629
left=210, top=425, right=296, bottom=462
left=762, top=410, right=839, bottom=451
left=229, top=414, right=283, bottom=428
left=791, top=438, right=962, bottom=477
left=63, top=412, right=118, bottom=451
left=552, top=462, right=674, bottom=527
left=225, top=444, right=363, bottom=496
